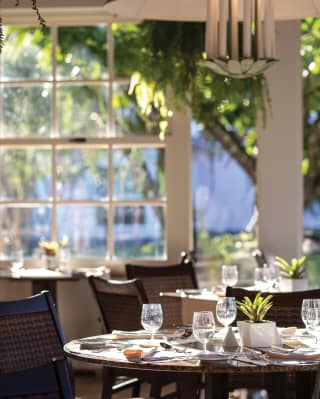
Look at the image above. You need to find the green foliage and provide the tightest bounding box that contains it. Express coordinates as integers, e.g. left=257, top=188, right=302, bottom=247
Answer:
left=236, top=292, right=273, bottom=322
left=275, top=256, right=307, bottom=279
left=196, top=231, right=256, bottom=262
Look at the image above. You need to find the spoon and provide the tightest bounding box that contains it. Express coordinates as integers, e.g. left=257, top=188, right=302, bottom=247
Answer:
left=160, top=342, right=190, bottom=353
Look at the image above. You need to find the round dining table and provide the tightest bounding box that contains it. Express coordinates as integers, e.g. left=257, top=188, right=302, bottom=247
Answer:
left=64, top=338, right=319, bottom=399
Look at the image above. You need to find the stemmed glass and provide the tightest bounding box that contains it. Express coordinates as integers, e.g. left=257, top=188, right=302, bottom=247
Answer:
left=10, top=249, right=24, bottom=275
left=216, top=297, right=237, bottom=337
left=306, top=306, right=320, bottom=347
left=254, top=267, right=270, bottom=291
left=221, top=265, right=238, bottom=287
left=303, top=299, right=320, bottom=342
left=141, top=304, right=163, bottom=341
left=192, top=311, right=215, bottom=353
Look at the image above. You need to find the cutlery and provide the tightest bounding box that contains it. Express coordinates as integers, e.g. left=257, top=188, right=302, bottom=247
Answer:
left=159, top=342, right=191, bottom=353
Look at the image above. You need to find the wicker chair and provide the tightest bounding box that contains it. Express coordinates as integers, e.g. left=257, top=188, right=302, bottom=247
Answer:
left=226, top=286, right=320, bottom=397
left=88, top=277, right=183, bottom=399
left=0, top=291, right=73, bottom=399
left=125, top=262, right=198, bottom=328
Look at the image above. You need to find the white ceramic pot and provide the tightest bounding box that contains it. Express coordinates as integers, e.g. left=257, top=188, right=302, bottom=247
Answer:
left=237, top=320, right=280, bottom=348
left=279, top=277, right=308, bottom=292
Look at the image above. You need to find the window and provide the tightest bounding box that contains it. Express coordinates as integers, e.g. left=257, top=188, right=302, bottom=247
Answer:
left=0, top=24, right=167, bottom=263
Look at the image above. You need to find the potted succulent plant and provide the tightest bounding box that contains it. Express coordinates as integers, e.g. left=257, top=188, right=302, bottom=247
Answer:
left=275, top=256, right=308, bottom=292
left=236, top=292, right=279, bottom=348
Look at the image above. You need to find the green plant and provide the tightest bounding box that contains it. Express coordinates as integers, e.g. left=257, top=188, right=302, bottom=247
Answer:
left=275, top=255, right=307, bottom=279
left=236, top=292, right=273, bottom=322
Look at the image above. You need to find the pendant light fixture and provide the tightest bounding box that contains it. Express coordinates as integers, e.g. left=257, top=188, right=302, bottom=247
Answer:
left=200, top=0, right=278, bottom=78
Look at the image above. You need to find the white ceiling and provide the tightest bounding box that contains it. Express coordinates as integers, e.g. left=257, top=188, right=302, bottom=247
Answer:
left=103, top=0, right=320, bottom=21
left=1, top=0, right=106, bottom=6
left=1, top=0, right=320, bottom=22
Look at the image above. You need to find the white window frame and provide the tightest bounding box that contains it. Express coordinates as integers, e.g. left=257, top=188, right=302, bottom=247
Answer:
left=0, top=10, right=193, bottom=269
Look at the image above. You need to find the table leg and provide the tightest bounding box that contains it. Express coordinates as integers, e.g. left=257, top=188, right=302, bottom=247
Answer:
left=205, top=373, right=229, bottom=399
left=264, top=373, right=287, bottom=399
left=32, top=280, right=57, bottom=305
left=295, top=371, right=316, bottom=399
left=176, top=373, right=202, bottom=399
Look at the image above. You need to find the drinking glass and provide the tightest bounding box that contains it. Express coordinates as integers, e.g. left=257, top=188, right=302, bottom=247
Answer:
left=267, top=266, right=279, bottom=290
left=221, top=265, right=238, bottom=287
left=216, top=297, right=237, bottom=343
left=192, top=311, right=215, bottom=353
left=10, top=249, right=24, bottom=274
left=254, top=267, right=269, bottom=291
left=302, top=299, right=320, bottom=339
left=306, top=307, right=320, bottom=347
left=301, top=299, right=313, bottom=328
left=141, top=304, right=163, bottom=341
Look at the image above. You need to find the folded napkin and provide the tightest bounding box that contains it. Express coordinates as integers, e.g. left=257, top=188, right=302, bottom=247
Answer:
left=112, top=329, right=186, bottom=340
left=265, top=347, right=320, bottom=361
left=112, top=330, right=156, bottom=340
left=279, top=327, right=297, bottom=337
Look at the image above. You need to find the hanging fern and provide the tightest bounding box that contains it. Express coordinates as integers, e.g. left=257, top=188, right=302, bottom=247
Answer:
left=0, top=0, right=46, bottom=53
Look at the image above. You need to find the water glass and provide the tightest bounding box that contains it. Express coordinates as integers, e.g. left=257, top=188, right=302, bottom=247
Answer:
left=267, top=265, right=279, bottom=290
left=10, top=249, right=24, bottom=274
left=216, top=297, right=237, bottom=329
left=192, top=311, right=215, bottom=353
left=221, top=265, right=238, bottom=287
left=302, top=299, right=320, bottom=340
left=306, top=307, right=320, bottom=346
left=254, top=267, right=269, bottom=291
left=141, top=304, right=163, bottom=340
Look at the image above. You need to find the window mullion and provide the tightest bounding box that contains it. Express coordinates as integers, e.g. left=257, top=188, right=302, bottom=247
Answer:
left=108, top=23, right=114, bottom=138
left=51, top=25, right=58, bottom=241
left=108, top=144, right=114, bottom=259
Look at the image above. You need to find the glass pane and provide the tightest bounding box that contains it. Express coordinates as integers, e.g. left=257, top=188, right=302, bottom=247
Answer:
left=57, top=205, right=107, bottom=258
left=0, top=148, right=51, bottom=200
left=113, top=83, right=158, bottom=136
left=2, top=27, right=52, bottom=80
left=2, top=85, right=52, bottom=137
left=57, top=85, right=108, bottom=137
left=113, top=147, right=165, bottom=200
left=113, top=24, right=139, bottom=78
left=113, top=206, right=165, bottom=259
left=0, top=206, right=52, bottom=258
left=56, top=148, right=108, bottom=200
left=57, top=26, right=108, bottom=80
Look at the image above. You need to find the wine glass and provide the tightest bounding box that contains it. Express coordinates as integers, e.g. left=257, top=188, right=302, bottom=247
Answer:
left=267, top=266, right=279, bottom=291
left=192, top=311, right=215, bottom=353
left=302, top=299, right=320, bottom=338
left=306, top=307, right=320, bottom=347
left=216, top=297, right=237, bottom=335
left=254, top=267, right=269, bottom=291
left=221, top=265, right=238, bottom=287
left=10, top=249, right=24, bottom=275
left=141, top=304, right=163, bottom=341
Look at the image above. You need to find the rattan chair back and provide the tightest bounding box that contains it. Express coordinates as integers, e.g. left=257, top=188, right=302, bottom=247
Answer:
left=0, top=291, right=73, bottom=398
left=88, top=277, right=148, bottom=332
left=227, top=286, right=320, bottom=327
left=126, top=262, right=198, bottom=328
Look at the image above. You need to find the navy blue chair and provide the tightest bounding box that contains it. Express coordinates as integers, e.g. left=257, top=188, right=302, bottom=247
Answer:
left=0, top=291, right=74, bottom=398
